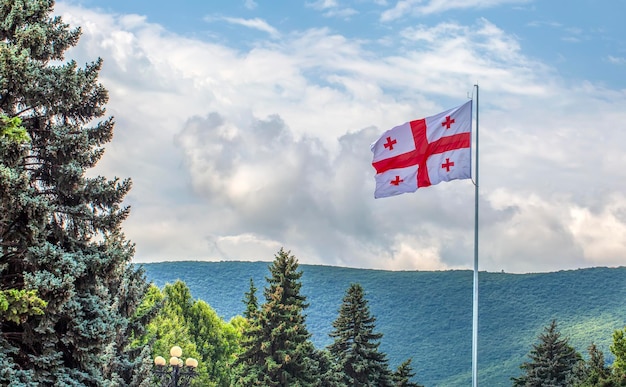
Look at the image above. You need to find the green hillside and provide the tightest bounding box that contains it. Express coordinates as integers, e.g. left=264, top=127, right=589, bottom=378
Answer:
left=140, top=261, right=626, bottom=386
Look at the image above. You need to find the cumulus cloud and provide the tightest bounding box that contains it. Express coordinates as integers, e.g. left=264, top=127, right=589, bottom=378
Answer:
left=569, top=194, right=626, bottom=265
left=55, top=2, right=626, bottom=272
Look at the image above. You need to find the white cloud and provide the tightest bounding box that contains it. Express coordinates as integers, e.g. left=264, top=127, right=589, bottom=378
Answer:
left=527, top=21, right=563, bottom=28
left=381, top=0, right=530, bottom=21
left=569, top=194, right=626, bottom=265
left=322, top=8, right=359, bottom=18
left=608, top=55, right=626, bottom=65
left=244, top=0, right=258, bottom=10
left=306, top=0, right=339, bottom=10
left=484, top=190, right=585, bottom=273
left=221, top=17, right=280, bottom=38
left=380, top=238, right=456, bottom=271
left=306, top=0, right=358, bottom=18
left=55, top=2, right=626, bottom=273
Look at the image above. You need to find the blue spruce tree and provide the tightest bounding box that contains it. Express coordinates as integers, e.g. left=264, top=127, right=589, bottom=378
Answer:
left=0, top=1, right=152, bottom=385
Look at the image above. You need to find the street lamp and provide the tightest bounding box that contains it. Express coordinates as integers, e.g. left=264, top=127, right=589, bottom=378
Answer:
left=153, top=346, right=199, bottom=387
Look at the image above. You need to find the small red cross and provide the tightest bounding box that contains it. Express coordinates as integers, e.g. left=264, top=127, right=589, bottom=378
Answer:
left=441, top=158, right=455, bottom=172
left=441, top=116, right=455, bottom=129
left=384, top=136, right=397, bottom=150
left=390, top=176, right=403, bottom=185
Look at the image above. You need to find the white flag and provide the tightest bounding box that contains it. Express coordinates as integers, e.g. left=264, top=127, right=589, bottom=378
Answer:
left=371, top=101, right=472, bottom=198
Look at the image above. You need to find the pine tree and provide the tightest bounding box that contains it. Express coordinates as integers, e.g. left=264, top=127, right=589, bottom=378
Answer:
left=234, top=248, right=319, bottom=386
left=312, top=349, right=345, bottom=387
left=328, top=283, right=393, bottom=387
left=243, top=277, right=258, bottom=319
left=0, top=1, right=151, bottom=385
left=512, top=320, right=582, bottom=387
left=569, top=343, right=612, bottom=387
left=392, top=358, right=424, bottom=387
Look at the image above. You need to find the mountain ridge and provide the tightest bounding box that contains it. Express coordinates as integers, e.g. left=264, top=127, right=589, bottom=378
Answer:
left=140, top=261, right=626, bottom=386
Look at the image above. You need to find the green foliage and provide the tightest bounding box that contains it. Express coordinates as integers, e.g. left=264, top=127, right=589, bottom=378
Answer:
left=513, top=320, right=582, bottom=387
left=328, top=283, right=394, bottom=386
left=602, top=327, right=626, bottom=385
left=0, top=1, right=151, bottom=385
left=0, top=114, right=30, bottom=143
left=0, top=288, right=46, bottom=324
left=243, top=277, right=258, bottom=319
left=143, top=262, right=626, bottom=386
left=234, top=248, right=320, bottom=386
left=569, top=343, right=613, bottom=386
left=392, top=358, right=424, bottom=387
left=139, top=281, right=242, bottom=387
left=612, top=328, right=626, bottom=375
left=311, top=348, right=345, bottom=386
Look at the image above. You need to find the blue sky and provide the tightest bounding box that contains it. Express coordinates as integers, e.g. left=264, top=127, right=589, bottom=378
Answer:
left=75, top=0, right=625, bottom=88
left=57, top=0, right=626, bottom=272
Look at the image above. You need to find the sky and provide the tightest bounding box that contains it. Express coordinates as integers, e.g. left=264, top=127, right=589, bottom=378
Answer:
left=54, top=0, right=626, bottom=273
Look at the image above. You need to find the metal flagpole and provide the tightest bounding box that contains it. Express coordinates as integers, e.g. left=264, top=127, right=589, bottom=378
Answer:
left=472, top=84, right=480, bottom=387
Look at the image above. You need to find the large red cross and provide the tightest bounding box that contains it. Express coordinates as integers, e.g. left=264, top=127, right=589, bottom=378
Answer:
left=373, top=119, right=470, bottom=187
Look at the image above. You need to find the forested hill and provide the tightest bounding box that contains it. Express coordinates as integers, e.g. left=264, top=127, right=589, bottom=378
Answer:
left=141, top=261, right=626, bottom=386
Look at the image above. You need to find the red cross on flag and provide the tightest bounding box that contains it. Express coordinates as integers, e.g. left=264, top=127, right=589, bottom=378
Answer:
left=371, top=100, right=472, bottom=198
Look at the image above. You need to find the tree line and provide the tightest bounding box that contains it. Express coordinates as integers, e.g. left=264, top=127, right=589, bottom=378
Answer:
left=140, top=249, right=422, bottom=387
left=139, top=249, right=626, bottom=387
left=512, top=319, right=626, bottom=386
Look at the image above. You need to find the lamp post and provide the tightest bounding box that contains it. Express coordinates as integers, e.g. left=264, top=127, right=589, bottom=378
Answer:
left=153, top=346, right=199, bottom=387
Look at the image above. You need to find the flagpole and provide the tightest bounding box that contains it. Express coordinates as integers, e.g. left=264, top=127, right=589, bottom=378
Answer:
left=472, top=84, right=480, bottom=387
